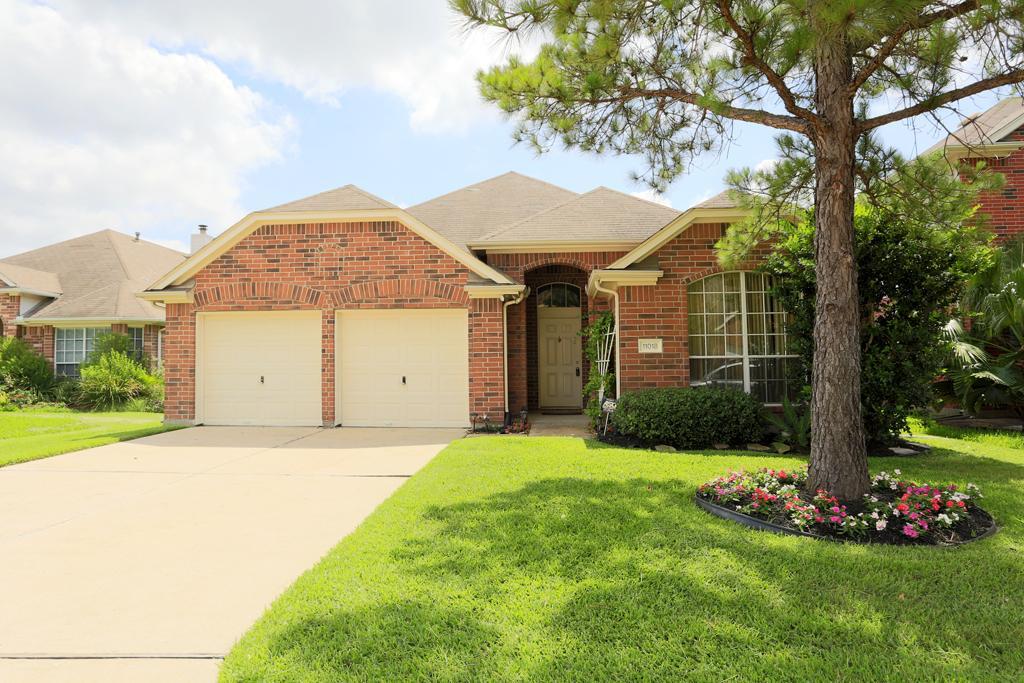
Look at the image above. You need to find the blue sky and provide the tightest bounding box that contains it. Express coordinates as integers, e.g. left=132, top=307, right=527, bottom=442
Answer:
left=0, top=0, right=1009, bottom=257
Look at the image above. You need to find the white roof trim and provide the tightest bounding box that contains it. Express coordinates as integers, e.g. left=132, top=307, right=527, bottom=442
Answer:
left=1, top=287, right=61, bottom=299
left=147, top=208, right=514, bottom=291
left=941, top=140, right=1024, bottom=161
left=469, top=240, right=638, bottom=253
left=587, top=269, right=664, bottom=296
left=606, top=207, right=749, bottom=270
left=464, top=283, right=527, bottom=299
left=17, top=317, right=164, bottom=326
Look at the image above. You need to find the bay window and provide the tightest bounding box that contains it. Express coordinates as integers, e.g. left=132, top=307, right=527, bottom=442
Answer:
left=687, top=272, right=797, bottom=404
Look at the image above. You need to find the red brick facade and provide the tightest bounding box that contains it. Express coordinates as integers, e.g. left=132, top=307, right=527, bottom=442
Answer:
left=162, top=219, right=505, bottom=424
left=0, top=294, right=18, bottom=337
left=965, top=129, right=1024, bottom=239
left=615, top=223, right=769, bottom=394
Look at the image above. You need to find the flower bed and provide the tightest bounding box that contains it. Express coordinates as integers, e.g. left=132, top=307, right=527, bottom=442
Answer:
left=696, top=467, right=996, bottom=545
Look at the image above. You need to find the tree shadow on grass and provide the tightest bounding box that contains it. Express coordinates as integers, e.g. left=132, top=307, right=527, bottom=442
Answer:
left=257, top=470, right=1024, bottom=681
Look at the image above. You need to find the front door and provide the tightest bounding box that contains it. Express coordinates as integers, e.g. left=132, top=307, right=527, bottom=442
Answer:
left=538, top=307, right=582, bottom=410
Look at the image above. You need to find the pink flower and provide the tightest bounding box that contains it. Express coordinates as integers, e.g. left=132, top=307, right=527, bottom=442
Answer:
left=829, top=515, right=842, bottom=523
left=902, top=524, right=919, bottom=538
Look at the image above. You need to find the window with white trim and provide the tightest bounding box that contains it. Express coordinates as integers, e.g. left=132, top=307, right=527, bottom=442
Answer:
left=128, top=327, right=144, bottom=359
left=536, top=282, right=581, bottom=308
left=54, top=327, right=110, bottom=377
left=687, top=272, right=797, bottom=404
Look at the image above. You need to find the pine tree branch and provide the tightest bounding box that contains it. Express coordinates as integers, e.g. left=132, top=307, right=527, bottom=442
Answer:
left=849, top=0, right=980, bottom=93
left=716, top=0, right=820, bottom=124
left=858, top=69, right=1024, bottom=132
left=604, top=87, right=812, bottom=134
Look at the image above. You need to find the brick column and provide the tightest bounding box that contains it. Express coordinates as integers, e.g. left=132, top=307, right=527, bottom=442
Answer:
left=143, top=324, right=161, bottom=370
left=321, top=310, right=335, bottom=426
left=468, top=298, right=506, bottom=420
left=505, top=299, right=528, bottom=414
left=163, top=303, right=196, bottom=423
left=0, top=294, right=19, bottom=337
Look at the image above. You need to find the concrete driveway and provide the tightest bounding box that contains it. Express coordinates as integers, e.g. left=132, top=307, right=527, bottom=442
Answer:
left=0, top=426, right=461, bottom=682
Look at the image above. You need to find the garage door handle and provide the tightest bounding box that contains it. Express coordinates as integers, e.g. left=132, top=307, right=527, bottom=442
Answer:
left=402, top=376, right=406, bottom=385
left=259, top=375, right=265, bottom=384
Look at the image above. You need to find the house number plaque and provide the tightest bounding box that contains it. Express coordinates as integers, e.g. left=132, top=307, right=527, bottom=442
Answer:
left=638, top=338, right=663, bottom=354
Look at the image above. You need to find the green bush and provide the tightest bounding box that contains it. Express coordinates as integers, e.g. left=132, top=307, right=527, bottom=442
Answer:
left=83, top=332, right=147, bottom=369
left=0, top=337, right=54, bottom=395
left=76, top=352, right=160, bottom=411
left=611, top=387, right=764, bottom=449
left=581, top=311, right=616, bottom=424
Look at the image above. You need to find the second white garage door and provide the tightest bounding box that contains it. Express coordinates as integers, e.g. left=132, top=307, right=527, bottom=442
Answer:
left=198, top=311, right=322, bottom=426
left=336, top=309, right=469, bottom=427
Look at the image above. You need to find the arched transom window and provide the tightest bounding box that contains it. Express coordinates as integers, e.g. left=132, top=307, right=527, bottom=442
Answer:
left=537, top=282, right=581, bottom=308
left=688, top=272, right=796, bottom=403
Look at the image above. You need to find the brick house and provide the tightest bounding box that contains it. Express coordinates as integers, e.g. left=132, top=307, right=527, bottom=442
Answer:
left=0, top=230, right=185, bottom=376
left=139, top=98, right=1024, bottom=429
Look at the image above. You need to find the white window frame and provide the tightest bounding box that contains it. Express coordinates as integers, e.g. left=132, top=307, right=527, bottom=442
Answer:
left=536, top=282, right=581, bottom=308
left=128, top=326, right=144, bottom=359
left=54, top=327, right=110, bottom=377
left=687, top=272, right=797, bottom=404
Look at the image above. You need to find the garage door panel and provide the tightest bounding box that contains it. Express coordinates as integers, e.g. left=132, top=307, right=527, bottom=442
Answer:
left=199, top=312, right=322, bottom=426
left=337, top=310, right=469, bottom=428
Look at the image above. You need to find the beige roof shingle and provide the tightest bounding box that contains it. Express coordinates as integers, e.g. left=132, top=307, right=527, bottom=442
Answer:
left=693, top=190, right=741, bottom=210
left=406, top=172, right=579, bottom=248
left=2, top=230, right=186, bottom=322
left=924, top=97, right=1024, bottom=155
left=262, top=184, right=397, bottom=212
left=471, top=186, right=680, bottom=246
left=0, top=261, right=62, bottom=294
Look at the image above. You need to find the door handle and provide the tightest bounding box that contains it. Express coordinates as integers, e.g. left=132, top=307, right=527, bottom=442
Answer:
left=575, top=368, right=580, bottom=377
left=259, top=375, right=265, bottom=384
left=402, top=376, right=407, bottom=385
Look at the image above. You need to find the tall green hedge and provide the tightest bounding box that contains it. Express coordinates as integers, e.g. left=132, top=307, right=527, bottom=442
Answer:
left=611, top=387, right=764, bottom=449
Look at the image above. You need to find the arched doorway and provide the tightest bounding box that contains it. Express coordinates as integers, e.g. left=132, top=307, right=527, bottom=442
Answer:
left=524, top=265, right=589, bottom=413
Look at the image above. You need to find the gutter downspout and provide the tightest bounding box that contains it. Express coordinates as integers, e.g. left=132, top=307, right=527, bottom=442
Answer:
left=592, top=278, right=621, bottom=399
left=503, top=287, right=529, bottom=415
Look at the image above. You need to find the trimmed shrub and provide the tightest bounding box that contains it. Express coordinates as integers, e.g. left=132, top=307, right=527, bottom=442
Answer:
left=0, top=337, right=54, bottom=395
left=76, top=352, right=160, bottom=411
left=611, top=387, right=764, bottom=449
left=83, top=332, right=148, bottom=369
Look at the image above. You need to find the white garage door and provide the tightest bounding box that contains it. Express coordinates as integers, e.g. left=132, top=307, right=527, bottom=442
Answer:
left=198, top=311, right=322, bottom=426
left=337, top=309, right=469, bottom=427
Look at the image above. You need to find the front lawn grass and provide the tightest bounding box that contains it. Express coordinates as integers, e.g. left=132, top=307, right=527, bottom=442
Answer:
left=0, top=410, right=178, bottom=467
left=221, top=435, right=1024, bottom=682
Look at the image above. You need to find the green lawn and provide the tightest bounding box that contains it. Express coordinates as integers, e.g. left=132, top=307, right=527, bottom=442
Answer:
left=0, top=410, right=178, bottom=467
left=221, top=431, right=1024, bottom=682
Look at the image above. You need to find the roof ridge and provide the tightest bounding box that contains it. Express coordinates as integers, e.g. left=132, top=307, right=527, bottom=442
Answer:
left=591, top=185, right=678, bottom=212
left=408, top=171, right=576, bottom=210
left=104, top=230, right=133, bottom=282
left=472, top=187, right=588, bottom=242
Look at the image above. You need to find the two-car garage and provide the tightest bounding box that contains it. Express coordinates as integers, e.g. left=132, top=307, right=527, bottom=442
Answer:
left=196, top=310, right=469, bottom=428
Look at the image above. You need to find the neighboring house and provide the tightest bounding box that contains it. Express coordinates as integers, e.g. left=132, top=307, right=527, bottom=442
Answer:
left=139, top=98, right=1024, bottom=429
left=0, top=230, right=186, bottom=376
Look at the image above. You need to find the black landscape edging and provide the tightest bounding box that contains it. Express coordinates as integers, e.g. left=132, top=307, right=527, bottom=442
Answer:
left=694, top=495, right=998, bottom=546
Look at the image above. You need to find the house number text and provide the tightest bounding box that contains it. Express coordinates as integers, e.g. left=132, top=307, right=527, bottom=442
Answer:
left=638, top=338, right=663, bottom=354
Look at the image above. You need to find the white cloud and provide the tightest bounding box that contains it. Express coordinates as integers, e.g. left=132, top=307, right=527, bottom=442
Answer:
left=0, top=0, right=290, bottom=257
left=631, top=189, right=672, bottom=207
left=50, top=0, right=534, bottom=133
left=754, top=158, right=779, bottom=173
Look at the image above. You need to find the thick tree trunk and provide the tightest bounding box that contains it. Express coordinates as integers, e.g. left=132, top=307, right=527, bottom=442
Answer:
left=808, top=20, right=870, bottom=500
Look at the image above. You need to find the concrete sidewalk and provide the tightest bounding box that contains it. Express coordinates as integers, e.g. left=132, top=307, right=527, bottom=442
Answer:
left=0, top=426, right=460, bottom=682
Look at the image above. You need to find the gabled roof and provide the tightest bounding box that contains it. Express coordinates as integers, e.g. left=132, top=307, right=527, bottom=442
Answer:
left=145, top=199, right=515, bottom=292
left=3, top=230, right=186, bottom=322
left=470, top=186, right=680, bottom=247
left=262, top=184, right=398, bottom=212
left=406, top=172, right=579, bottom=248
left=924, top=97, right=1024, bottom=156
left=693, top=190, right=741, bottom=210
left=0, top=261, right=62, bottom=295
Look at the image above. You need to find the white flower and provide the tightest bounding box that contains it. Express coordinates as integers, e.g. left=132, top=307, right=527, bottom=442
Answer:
left=876, top=519, right=887, bottom=531
left=871, top=511, right=879, bottom=519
